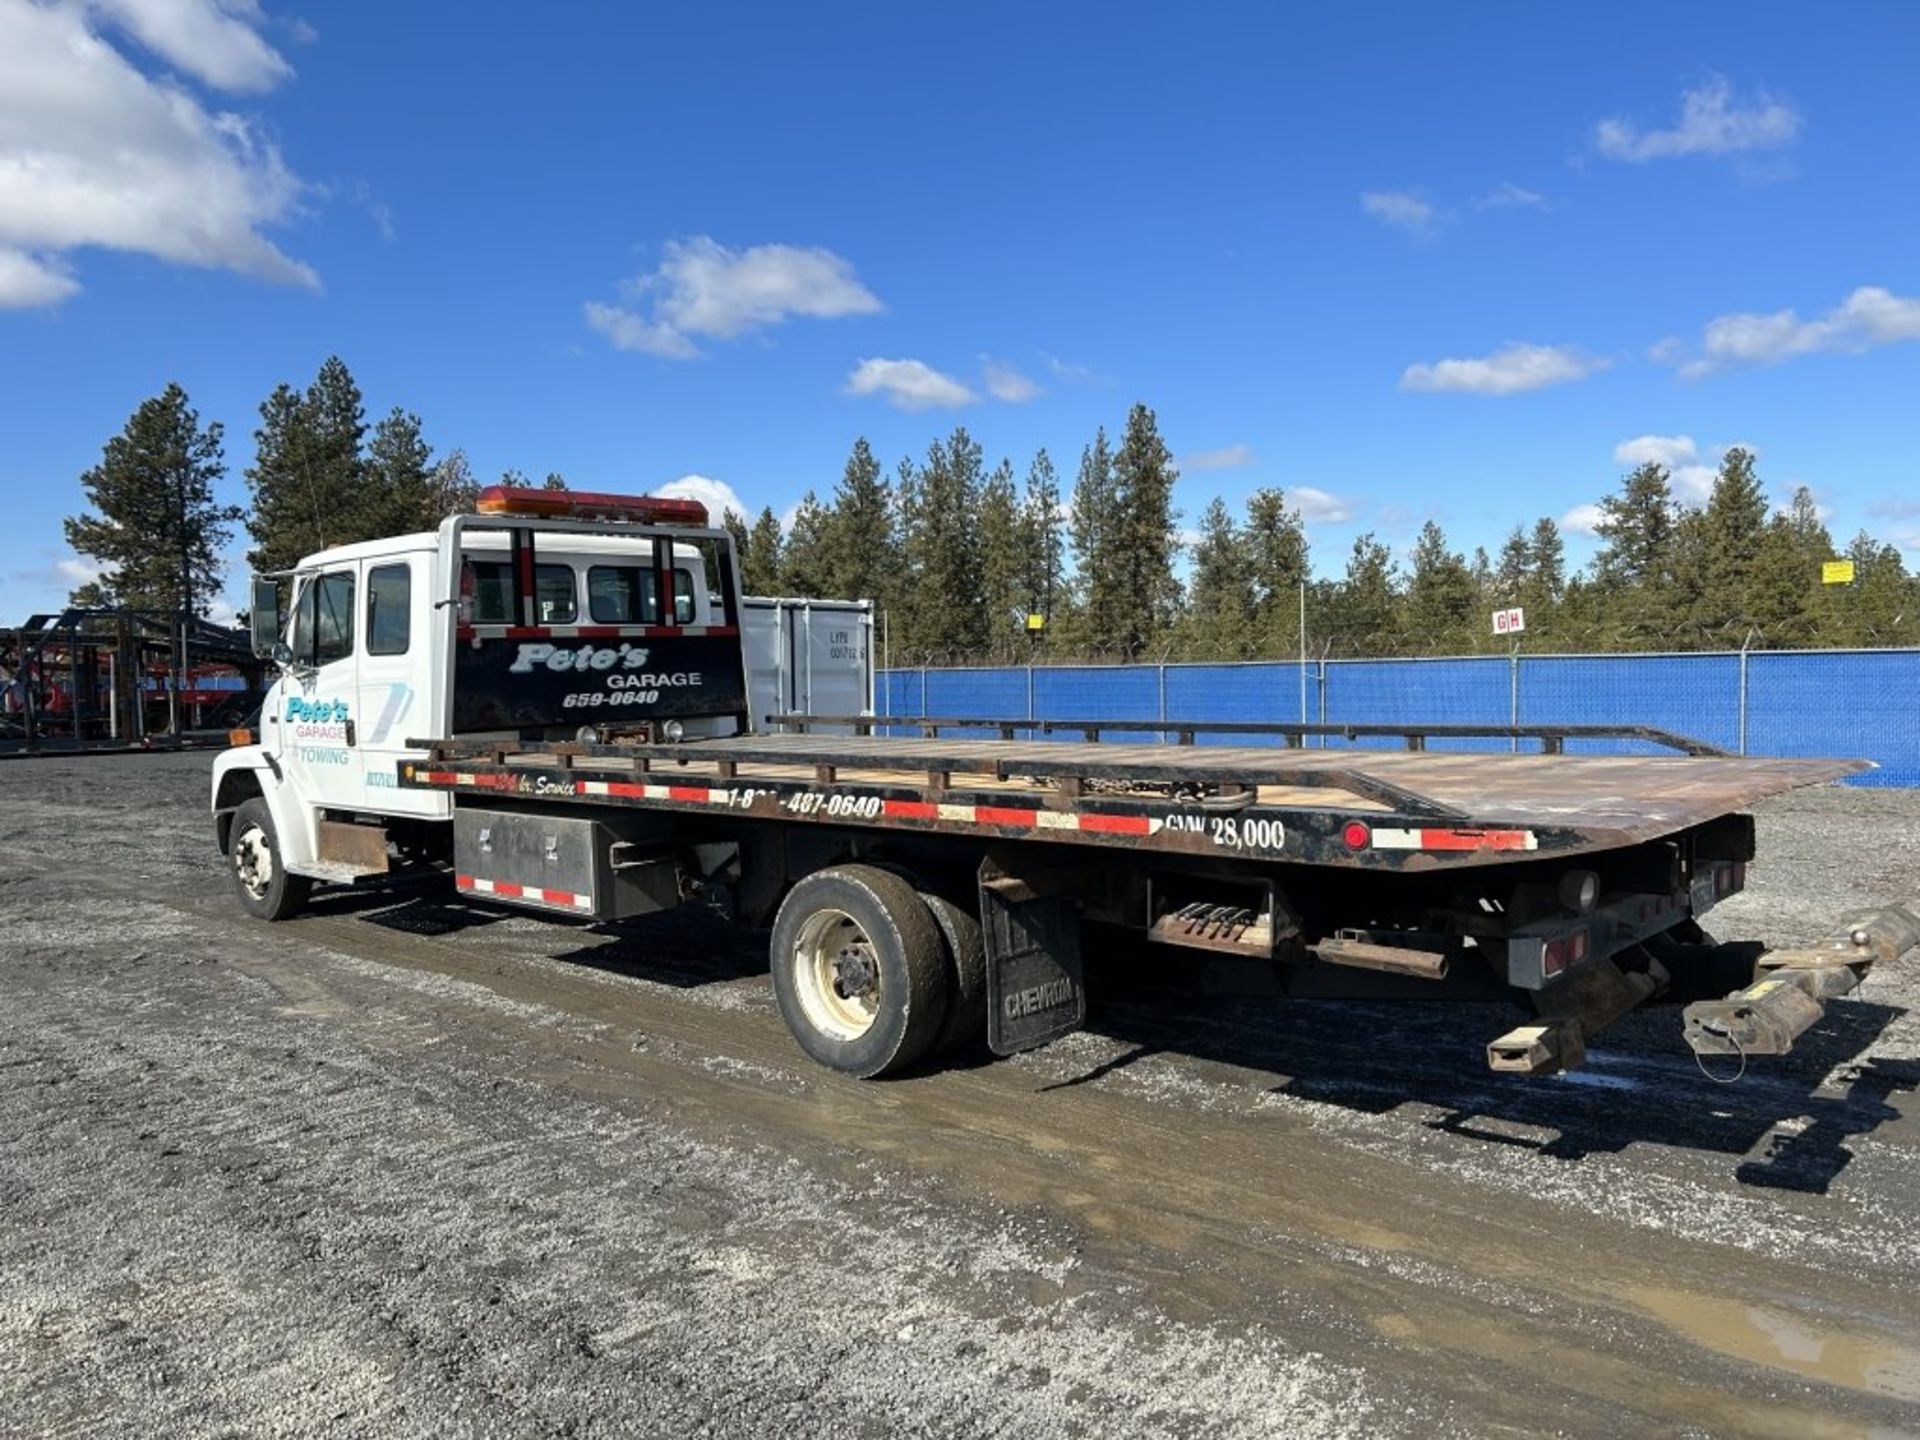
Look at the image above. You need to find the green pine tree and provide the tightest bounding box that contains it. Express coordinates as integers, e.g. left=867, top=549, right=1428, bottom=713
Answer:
left=1406, top=520, right=1477, bottom=652
left=1324, top=533, right=1398, bottom=655
left=244, top=356, right=371, bottom=572
left=1694, top=446, right=1770, bottom=640
left=1520, top=516, right=1566, bottom=641
left=1066, top=427, right=1119, bottom=652
left=1018, top=449, right=1066, bottom=642
left=899, top=429, right=986, bottom=657
left=1593, top=461, right=1679, bottom=647
left=63, top=383, right=240, bottom=618
left=741, top=507, right=785, bottom=594
left=1105, top=403, right=1182, bottom=655
left=1182, top=496, right=1255, bottom=659
left=821, top=437, right=899, bottom=609
left=781, top=492, right=832, bottom=596
left=975, top=458, right=1025, bottom=659
left=1493, top=525, right=1531, bottom=603
left=363, top=408, right=436, bottom=535
left=1244, top=488, right=1309, bottom=657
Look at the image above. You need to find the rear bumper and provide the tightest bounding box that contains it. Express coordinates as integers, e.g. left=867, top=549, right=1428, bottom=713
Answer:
left=1505, top=859, right=1746, bottom=991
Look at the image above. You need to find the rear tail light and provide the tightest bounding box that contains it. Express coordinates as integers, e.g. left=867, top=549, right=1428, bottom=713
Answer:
left=1542, top=928, right=1590, bottom=977
left=1342, top=821, right=1371, bottom=850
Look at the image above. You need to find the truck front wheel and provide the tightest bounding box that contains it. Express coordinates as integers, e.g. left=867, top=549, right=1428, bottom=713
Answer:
left=770, top=865, right=949, bottom=1078
left=227, top=797, right=312, bottom=922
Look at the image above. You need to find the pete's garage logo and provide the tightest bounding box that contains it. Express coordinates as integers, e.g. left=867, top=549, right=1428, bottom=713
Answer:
left=286, top=697, right=349, bottom=724
left=287, top=694, right=351, bottom=745
left=510, top=643, right=652, bottom=674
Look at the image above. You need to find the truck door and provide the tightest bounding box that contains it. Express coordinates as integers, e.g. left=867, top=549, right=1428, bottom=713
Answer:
left=278, top=565, right=365, bottom=810
left=356, top=555, right=441, bottom=816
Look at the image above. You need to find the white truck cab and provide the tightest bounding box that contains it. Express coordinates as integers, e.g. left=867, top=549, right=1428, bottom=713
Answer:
left=212, top=486, right=871, bottom=915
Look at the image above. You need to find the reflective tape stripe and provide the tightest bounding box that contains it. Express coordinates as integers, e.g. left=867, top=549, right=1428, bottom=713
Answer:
left=456, top=874, right=592, bottom=911
left=426, top=773, right=1167, bottom=841
left=1370, top=827, right=1537, bottom=852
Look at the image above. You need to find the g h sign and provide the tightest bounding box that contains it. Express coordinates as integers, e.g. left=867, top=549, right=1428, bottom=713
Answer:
left=1492, top=607, right=1526, bottom=637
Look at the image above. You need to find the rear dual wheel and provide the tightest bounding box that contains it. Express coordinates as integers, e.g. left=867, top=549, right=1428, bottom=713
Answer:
left=771, top=864, right=979, bottom=1078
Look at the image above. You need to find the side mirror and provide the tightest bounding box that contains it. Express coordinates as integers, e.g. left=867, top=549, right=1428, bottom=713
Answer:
left=250, top=578, right=282, bottom=659
left=271, top=640, right=294, bottom=668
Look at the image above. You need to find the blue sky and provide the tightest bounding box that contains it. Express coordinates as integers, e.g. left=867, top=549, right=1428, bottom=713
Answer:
left=4, top=1, right=1919, bottom=619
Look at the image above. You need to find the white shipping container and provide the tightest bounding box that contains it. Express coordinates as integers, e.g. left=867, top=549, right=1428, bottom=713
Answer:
left=741, top=597, right=874, bottom=734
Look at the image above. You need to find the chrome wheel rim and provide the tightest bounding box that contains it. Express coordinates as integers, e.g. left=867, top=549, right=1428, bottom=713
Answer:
left=233, top=822, right=275, bottom=900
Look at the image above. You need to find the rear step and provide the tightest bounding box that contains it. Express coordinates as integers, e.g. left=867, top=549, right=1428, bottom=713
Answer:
left=1683, top=905, right=1920, bottom=1059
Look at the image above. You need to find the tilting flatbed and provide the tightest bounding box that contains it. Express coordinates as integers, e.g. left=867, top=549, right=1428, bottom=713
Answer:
left=210, top=486, right=1917, bottom=1082
left=400, top=731, right=1867, bottom=867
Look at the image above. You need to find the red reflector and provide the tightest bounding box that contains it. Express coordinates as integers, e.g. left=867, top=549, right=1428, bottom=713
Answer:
left=1343, top=821, right=1372, bottom=850
left=1542, top=929, right=1589, bottom=978
left=475, top=485, right=709, bottom=526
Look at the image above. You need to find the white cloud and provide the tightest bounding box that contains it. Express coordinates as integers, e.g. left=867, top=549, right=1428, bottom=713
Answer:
left=1180, top=444, right=1253, bottom=472
left=1613, top=434, right=1697, bottom=470
left=980, top=358, right=1041, bottom=403
left=1290, top=486, right=1352, bottom=523
left=1661, top=285, right=1920, bottom=378
left=0, top=0, right=315, bottom=309
left=1360, top=189, right=1440, bottom=238
left=1476, top=182, right=1550, bottom=210
left=1594, top=76, right=1801, bottom=163
left=1400, top=343, right=1606, bottom=396
left=56, top=555, right=105, bottom=586
left=0, top=249, right=80, bottom=308
left=1560, top=503, right=1606, bottom=536
left=1040, top=352, right=1109, bottom=386
left=90, top=0, right=294, bottom=93
left=845, top=357, right=976, bottom=411
left=656, top=473, right=747, bottom=524
left=585, top=236, right=881, bottom=358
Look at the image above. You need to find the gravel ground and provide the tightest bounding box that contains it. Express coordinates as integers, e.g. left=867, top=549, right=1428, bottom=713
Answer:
left=2, top=754, right=1919, bottom=1438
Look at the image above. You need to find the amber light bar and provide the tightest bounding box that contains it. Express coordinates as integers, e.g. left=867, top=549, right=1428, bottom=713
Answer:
left=474, top=485, right=710, bottom=526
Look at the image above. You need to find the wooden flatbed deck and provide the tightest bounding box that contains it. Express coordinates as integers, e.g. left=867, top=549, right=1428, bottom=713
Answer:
left=403, top=730, right=1868, bottom=870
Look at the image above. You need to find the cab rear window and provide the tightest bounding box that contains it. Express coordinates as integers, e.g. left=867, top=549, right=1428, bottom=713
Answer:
left=587, top=566, right=697, bottom=624
left=467, top=561, right=577, bottom=623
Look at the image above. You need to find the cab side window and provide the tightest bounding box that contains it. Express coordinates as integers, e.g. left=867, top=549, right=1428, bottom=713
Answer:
left=367, top=564, right=411, bottom=655
left=291, top=570, right=356, bottom=666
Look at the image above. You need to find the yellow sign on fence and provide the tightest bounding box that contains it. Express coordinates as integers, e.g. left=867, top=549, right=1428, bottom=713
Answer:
left=1822, top=560, right=1856, bottom=585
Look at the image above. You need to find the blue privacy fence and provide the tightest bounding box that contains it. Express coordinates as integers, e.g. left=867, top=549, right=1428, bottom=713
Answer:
left=877, top=648, right=1920, bottom=787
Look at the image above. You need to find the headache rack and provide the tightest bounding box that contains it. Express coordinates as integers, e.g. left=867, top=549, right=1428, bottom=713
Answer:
left=766, top=713, right=1731, bottom=757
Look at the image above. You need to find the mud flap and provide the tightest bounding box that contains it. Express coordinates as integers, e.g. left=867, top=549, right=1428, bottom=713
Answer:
left=980, top=860, right=1086, bottom=1056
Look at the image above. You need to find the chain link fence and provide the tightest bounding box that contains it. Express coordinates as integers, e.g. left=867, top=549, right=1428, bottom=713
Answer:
left=878, top=647, right=1920, bottom=785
